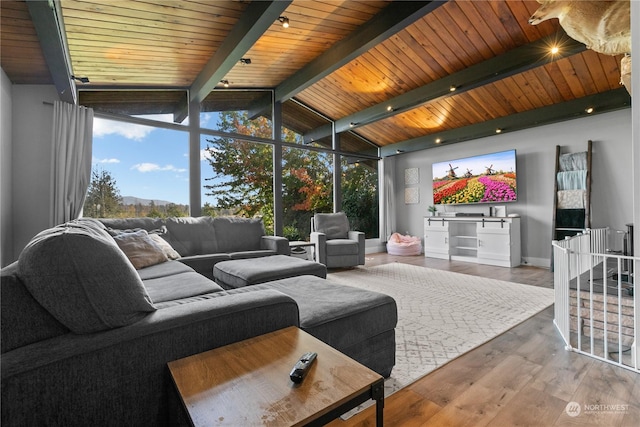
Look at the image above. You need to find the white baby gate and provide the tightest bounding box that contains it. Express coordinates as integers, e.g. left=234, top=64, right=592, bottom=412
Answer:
left=552, top=228, right=639, bottom=373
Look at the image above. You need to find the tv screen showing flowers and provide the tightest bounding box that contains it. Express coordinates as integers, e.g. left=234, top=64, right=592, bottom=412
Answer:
left=432, top=149, right=517, bottom=205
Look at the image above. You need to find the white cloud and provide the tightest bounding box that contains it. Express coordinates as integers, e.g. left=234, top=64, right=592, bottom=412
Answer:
left=94, top=157, right=120, bottom=164
left=131, top=163, right=187, bottom=173
left=200, top=149, right=213, bottom=161
left=93, top=118, right=155, bottom=141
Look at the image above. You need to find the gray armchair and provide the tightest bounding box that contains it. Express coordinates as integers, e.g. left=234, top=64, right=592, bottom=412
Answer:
left=310, top=212, right=365, bottom=268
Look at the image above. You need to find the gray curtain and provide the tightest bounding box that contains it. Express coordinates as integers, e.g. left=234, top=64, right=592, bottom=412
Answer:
left=50, top=101, right=94, bottom=225
left=380, top=156, right=396, bottom=241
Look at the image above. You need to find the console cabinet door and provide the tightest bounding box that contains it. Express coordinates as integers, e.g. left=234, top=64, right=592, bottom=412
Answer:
left=424, top=218, right=450, bottom=259
left=476, top=221, right=513, bottom=267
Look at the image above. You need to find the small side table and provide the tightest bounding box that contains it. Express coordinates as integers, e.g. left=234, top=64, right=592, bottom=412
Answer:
left=289, top=240, right=316, bottom=261
left=168, top=326, right=384, bottom=426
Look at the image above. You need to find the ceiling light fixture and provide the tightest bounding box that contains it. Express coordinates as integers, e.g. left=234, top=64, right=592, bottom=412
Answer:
left=349, top=122, right=357, bottom=127
left=71, top=75, right=90, bottom=84
left=240, top=58, right=252, bottom=65
left=435, top=138, right=442, bottom=144
left=585, top=107, right=594, bottom=114
left=550, top=46, right=560, bottom=55
left=386, top=106, right=393, bottom=112
left=278, top=16, right=290, bottom=28
left=449, top=85, right=457, bottom=92
left=495, top=128, right=502, bottom=134
left=221, top=80, right=229, bottom=88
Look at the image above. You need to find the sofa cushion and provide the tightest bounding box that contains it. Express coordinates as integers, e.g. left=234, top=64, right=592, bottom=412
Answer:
left=1, top=262, right=69, bottom=353
left=98, top=217, right=164, bottom=232
left=136, top=260, right=195, bottom=281
left=165, top=216, right=217, bottom=256
left=313, top=212, right=349, bottom=239
left=213, top=255, right=327, bottom=289
left=113, top=230, right=169, bottom=269
left=143, top=271, right=223, bottom=303
left=325, top=239, right=359, bottom=256
left=17, top=220, right=156, bottom=334
left=213, top=216, right=265, bottom=252
left=178, top=254, right=232, bottom=280
left=260, top=275, right=397, bottom=353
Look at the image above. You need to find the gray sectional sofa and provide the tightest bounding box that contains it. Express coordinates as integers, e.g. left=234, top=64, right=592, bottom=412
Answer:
left=1, top=217, right=397, bottom=426
left=98, top=215, right=291, bottom=280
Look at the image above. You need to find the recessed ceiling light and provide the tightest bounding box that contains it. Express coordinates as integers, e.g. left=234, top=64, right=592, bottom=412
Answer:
left=386, top=105, right=393, bottom=112
left=221, top=80, right=229, bottom=88
left=550, top=46, right=560, bottom=55
left=435, top=138, right=442, bottom=144
left=585, top=107, right=594, bottom=114
left=449, top=85, right=457, bottom=92
left=240, top=58, right=252, bottom=65
left=278, top=16, right=289, bottom=28
left=495, top=128, right=502, bottom=134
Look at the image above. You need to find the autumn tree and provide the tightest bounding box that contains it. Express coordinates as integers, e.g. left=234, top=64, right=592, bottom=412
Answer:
left=204, top=110, right=377, bottom=239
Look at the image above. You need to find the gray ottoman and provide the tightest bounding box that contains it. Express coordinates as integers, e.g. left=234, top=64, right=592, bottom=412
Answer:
left=213, top=255, right=327, bottom=289
left=258, top=275, right=398, bottom=377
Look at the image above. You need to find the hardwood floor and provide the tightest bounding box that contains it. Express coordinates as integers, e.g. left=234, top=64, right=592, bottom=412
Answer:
left=326, top=253, right=640, bottom=427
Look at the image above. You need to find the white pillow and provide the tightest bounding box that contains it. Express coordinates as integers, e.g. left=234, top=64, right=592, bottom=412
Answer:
left=113, top=230, right=169, bottom=269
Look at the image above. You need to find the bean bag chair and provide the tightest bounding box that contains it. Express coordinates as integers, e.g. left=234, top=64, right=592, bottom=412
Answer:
left=386, top=232, right=422, bottom=256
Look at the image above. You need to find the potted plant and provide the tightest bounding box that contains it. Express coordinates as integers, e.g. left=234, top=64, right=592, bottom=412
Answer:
left=428, top=205, right=437, bottom=217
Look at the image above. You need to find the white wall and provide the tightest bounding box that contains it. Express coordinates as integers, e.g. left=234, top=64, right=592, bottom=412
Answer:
left=393, top=109, right=633, bottom=267
left=1, top=68, right=13, bottom=266
left=7, top=85, right=59, bottom=265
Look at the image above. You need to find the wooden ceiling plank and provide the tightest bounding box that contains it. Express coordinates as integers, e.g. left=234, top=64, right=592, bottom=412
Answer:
left=430, top=7, right=486, bottom=67
left=567, top=53, right=598, bottom=95
left=382, top=88, right=630, bottom=154
left=274, top=1, right=445, bottom=102
left=177, top=0, right=291, bottom=122
left=530, top=67, right=564, bottom=102
left=442, top=1, right=494, bottom=61
left=306, top=32, right=585, bottom=138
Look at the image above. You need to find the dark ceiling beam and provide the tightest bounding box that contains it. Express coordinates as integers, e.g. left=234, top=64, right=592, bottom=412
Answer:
left=276, top=1, right=446, bottom=103
left=174, top=1, right=291, bottom=122
left=26, top=0, right=76, bottom=104
left=304, top=31, right=586, bottom=142
left=380, top=88, right=631, bottom=157
left=244, top=0, right=446, bottom=120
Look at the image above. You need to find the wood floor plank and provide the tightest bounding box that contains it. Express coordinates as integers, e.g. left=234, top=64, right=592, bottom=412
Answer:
left=487, top=384, right=568, bottom=427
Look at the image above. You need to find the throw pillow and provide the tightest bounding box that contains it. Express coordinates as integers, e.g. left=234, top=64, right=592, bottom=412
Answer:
left=18, top=220, right=156, bottom=334
left=148, top=233, right=181, bottom=260
left=113, top=230, right=169, bottom=269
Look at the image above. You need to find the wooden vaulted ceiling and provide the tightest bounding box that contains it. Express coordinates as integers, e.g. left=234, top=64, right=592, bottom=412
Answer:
left=1, top=0, right=631, bottom=157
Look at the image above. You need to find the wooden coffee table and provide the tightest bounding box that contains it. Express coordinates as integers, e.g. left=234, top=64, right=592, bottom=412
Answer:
left=168, top=326, right=384, bottom=426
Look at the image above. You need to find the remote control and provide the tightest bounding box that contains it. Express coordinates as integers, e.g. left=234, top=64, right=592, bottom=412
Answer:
left=289, top=352, right=317, bottom=383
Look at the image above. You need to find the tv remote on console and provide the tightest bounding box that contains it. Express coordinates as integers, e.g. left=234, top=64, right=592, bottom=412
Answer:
left=289, top=352, right=317, bottom=383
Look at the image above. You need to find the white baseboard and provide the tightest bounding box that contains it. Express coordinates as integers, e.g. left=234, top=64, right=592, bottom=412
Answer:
left=522, top=257, right=550, bottom=268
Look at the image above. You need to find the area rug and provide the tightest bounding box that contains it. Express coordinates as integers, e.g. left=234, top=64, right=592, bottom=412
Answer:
left=327, top=263, right=554, bottom=418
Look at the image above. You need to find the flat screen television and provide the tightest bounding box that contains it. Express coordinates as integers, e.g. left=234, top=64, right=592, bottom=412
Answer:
left=432, top=149, right=517, bottom=205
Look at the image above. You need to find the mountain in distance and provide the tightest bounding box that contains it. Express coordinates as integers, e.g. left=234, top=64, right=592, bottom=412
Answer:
left=122, top=196, right=180, bottom=206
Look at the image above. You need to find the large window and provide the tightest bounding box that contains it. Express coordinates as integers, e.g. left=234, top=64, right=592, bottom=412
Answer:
left=84, top=117, right=189, bottom=218
left=201, top=110, right=275, bottom=233
left=341, top=157, right=379, bottom=239
left=83, top=96, right=380, bottom=242
left=282, top=145, right=333, bottom=241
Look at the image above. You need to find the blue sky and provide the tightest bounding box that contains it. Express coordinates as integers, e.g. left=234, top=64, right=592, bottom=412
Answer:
left=92, top=114, right=216, bottom=206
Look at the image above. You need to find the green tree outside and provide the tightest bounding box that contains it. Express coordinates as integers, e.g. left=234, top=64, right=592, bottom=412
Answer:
left=84, top=168, right=122, bottom=218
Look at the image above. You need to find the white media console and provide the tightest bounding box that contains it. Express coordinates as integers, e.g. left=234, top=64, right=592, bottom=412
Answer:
left=423, top=216, right=521, bottom=267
